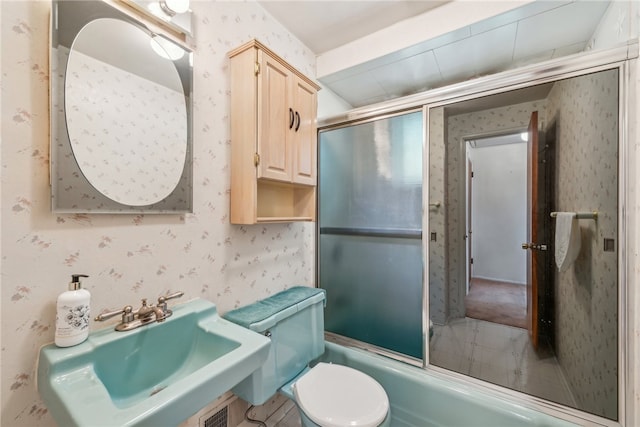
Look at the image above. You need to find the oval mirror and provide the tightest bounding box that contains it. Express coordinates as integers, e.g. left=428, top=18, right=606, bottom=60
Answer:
left=64, top=18, right=188, bottom=206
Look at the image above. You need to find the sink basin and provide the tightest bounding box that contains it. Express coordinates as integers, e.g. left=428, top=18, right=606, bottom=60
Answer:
left=37, top=298, right=271, bottom=426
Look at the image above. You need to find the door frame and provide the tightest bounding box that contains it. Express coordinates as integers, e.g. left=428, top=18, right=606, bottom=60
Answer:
left=466, top=153, right=472, bottom=294
left=526, top=111, right=539, bottom=350
left=460, top=129, right=528, bottom=301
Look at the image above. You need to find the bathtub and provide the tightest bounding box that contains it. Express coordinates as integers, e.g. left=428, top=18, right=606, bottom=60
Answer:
left=317, top=342, right=578, bottom=427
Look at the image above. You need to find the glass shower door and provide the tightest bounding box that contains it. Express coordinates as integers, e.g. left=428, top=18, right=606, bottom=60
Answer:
left=318, top=111, right=424, bottom=359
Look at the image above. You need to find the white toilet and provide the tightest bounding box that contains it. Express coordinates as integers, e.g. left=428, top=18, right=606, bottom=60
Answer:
left=223, top=287, right=390, bottom=427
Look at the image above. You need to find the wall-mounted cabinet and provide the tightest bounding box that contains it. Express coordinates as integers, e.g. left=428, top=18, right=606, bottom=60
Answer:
left=228, top=39, right=320, bottom=224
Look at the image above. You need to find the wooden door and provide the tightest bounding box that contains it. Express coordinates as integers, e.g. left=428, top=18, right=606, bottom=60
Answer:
left=257, top=50, right=292, bottom=182
left=291, top=77, right=317, bottom=186
left=526, top=111, right=539, bottom=349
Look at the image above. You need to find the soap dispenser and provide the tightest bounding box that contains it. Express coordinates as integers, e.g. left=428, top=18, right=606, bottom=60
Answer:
left=55, top=274, right=91, bottom=347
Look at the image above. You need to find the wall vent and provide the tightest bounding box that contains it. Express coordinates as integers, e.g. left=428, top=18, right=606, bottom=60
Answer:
left=200, top=406, right=228, bottom=427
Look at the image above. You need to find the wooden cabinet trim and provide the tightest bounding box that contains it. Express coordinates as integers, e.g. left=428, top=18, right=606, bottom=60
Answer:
left=228, top=39, right=321, bottom=91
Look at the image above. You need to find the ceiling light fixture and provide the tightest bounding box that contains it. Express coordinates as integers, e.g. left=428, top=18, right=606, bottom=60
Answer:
left=159, top=0, right=189, bottom=16
left=150, top=35, right=185, bottom=61
left=147, top=2, right=171, bottom=21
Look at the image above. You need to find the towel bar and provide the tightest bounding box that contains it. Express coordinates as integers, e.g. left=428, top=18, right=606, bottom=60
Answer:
left=550, top=211, right=598, bottom=220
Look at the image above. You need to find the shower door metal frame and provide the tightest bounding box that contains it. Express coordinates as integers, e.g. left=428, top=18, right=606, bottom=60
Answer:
left=317, top=40, right=638, bottom=427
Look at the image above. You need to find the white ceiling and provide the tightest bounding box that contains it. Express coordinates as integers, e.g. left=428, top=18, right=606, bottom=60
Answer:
left=468, top=132, right=525, bottom=149
left=259, top=0, right=611, bottom=108
left=444, top=82, right=554, bottom=116
left=258, top=1, right=447, bottom=54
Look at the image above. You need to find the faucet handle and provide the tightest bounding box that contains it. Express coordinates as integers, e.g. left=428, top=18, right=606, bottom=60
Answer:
left=157, top=291, right=184, bottom=313
left=95, top=305, right=134, bottom=322
left=158, top=291, right=184, bottom=304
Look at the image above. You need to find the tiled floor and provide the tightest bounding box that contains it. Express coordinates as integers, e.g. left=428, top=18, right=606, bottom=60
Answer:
left=430, top=317, right=576, bottom=407
left=274, top=406, right=301, bottom=427
left=237, top=394, right=301, bottom=427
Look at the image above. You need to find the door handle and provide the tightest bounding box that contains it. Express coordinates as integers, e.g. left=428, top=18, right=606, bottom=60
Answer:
left=294, top=111, right=300, bottom=131
left=521, top=243, right=548, bottom=251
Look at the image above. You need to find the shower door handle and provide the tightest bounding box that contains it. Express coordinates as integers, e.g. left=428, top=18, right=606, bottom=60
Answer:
left=521, top=243, right=548, bottom=251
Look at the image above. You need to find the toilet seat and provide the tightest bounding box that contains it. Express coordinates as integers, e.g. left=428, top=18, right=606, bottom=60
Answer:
left=293, top=363, right=389, bottom=427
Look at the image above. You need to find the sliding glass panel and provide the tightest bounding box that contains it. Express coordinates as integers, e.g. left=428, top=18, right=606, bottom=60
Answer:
left=319, top=234, right=423, bottom=358
left=318, top=111, right=423, bottom=359
left=428, top=69, right=619, bottom=420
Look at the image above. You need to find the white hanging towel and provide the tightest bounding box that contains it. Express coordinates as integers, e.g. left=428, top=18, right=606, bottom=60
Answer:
left=554, top=212, right=581, bottom=272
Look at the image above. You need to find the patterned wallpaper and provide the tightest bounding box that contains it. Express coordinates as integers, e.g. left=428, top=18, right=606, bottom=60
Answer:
left=545, top=69, right=619, bottom=419
left=428, top=107, right=447, bottom=325
left=445, top=100, right=546, bottom=319
left=1, top=2, right=316, bottom=426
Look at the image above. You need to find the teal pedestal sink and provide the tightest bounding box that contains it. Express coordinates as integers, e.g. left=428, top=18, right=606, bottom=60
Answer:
left=37, top=298, right=271, bottom=426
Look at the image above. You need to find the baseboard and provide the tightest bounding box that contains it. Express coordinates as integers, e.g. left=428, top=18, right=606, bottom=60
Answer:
left=471, top=276, right=526, bottom=286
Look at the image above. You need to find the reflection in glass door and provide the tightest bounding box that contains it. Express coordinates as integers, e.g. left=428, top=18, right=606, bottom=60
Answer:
left=318, top=111, right=424, bottom=359
left=428, top=68, right=620, bottom=420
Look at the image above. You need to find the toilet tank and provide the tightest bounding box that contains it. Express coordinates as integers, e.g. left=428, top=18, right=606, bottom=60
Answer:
left=222, top=286, right=325, bottom=405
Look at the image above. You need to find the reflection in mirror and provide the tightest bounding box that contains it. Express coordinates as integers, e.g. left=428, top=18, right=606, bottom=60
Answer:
left=128, top=0, right=193, bottom=36
left=429, top=68, right=619, bottom=420
left=51, top=0, right=193, bottom=212
left=66, top=18, right=187, bottom=206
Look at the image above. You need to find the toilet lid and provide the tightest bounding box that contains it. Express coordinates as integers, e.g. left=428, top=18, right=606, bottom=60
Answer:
left=293, top=363, right=389, bottom=427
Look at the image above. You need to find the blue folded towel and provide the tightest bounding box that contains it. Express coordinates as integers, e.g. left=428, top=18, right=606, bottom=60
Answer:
left=223, top=286, right=325, bottom=329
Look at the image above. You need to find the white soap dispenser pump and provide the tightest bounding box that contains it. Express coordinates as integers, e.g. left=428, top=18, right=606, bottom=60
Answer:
left=55, top=274, right=91, bottom=347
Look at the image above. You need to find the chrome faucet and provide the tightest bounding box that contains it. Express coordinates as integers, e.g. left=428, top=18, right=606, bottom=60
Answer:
left=137, top=298, right=165, bottom=321
left=94, top=291, right=184, bottom=332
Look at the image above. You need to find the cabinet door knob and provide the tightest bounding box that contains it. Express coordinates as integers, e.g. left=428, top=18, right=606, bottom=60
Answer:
left=295, top=111, right=300, bottom=132
left=289, top=108, right=294, bottom=129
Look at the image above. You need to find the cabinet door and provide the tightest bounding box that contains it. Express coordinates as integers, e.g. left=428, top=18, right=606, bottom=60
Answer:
left=257, top=51, right=292, bottom=182
left=291, top=77, right=317, bottom=186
